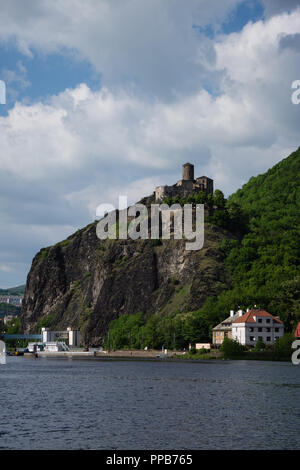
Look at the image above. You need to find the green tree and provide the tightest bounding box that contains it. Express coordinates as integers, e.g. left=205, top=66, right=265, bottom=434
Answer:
left=214, top=190, right=226, bottom=209
left=254, top=338, right=266, bottom=351
left=273, top=333, right=294, bottom=359
left=220, top=337, right=245, bottom=358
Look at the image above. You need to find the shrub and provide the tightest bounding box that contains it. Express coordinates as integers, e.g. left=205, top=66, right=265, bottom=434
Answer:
left=273, top=334, right=295, bottom=359
left=220, top=337, right=245, bottom=358
left=254, top=338, right=266, bottom=351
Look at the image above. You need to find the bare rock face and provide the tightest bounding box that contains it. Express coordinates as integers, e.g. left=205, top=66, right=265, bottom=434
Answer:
left=21, top=220, right=232, bottom=345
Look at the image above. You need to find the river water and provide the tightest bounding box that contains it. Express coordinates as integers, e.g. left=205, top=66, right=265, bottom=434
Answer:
left=0, top=357, right=299, bottom=450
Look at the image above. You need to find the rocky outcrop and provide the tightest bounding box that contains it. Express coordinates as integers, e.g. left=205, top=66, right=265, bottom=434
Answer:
left=21, top=219, right=232, bottom=345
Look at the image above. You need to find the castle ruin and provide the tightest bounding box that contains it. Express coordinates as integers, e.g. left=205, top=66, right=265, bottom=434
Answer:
left=155, top=163, right=213, bottom=202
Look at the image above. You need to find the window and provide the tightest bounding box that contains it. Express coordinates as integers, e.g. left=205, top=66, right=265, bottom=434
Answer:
left=266, top=319, right=271, bottom=324
left=258, top=336, right=263, bottom=341
left=258, top=318, right=262, bottom=323
left=249, top=327, right=254, bottom=332
left=266, top=328, right=270, bottom=332
left=258, top=327, right=262, bottom=332
left=250, top=336, right=255, bottom=342
left=266, top=337, right=271, bottom=342
left=275, top=328, right=279, bottom=332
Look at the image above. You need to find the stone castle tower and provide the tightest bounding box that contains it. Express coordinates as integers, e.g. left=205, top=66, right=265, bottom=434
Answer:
left=182, top=162, right=194, bottom=181
left=155, top=163, right=213, bottom=202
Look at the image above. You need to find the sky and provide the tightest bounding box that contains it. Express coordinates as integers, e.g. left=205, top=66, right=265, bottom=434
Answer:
left=0, top=0, right=300, bottom=287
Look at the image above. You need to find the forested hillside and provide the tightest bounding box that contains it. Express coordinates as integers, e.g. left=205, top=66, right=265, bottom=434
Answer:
left=226, top=146, right=300, bottom=330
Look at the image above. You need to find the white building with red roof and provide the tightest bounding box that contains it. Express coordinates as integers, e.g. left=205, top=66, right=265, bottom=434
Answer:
left=231, top=309, right=284, bottom=346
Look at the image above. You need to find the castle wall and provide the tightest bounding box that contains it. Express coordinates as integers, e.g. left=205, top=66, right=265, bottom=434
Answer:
left=155, top=185, right=174, bottom=202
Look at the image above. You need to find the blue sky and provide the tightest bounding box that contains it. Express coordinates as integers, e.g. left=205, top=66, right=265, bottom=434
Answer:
left=0, top=0, right=268, bottom=113
left=0, top=46, right=101, bottom=116
left=0, top=0, right=299, bottom=286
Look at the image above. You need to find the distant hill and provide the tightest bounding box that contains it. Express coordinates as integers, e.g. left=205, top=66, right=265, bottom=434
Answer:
left=0, top=285, right=25, bottom=295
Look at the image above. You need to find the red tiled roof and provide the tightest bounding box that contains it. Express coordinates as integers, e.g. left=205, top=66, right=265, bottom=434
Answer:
left=295, top=323, right=300, bottom=338
left=233, top=309, right=283, bottom=324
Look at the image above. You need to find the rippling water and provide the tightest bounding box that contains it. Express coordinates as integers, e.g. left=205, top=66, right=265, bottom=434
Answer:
left=0, top=357, right=299, bottom=449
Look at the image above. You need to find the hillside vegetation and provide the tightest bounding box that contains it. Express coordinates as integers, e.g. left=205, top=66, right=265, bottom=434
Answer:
left=0, top=285, right=25, bottom=295
left=226, top=147, right=300, bottom=330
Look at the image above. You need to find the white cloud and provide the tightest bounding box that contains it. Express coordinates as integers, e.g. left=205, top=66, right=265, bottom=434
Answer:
left=0, top=0, right=242, bottom=98
left=0, top=264, right=13, bottom=272
left=0, top=2, right=300, bottom=285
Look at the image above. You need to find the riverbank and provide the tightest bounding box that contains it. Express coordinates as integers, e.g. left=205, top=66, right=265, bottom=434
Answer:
left=22, top=348, right=186, bottom=360
left=20, top=347, right=292, bottom=362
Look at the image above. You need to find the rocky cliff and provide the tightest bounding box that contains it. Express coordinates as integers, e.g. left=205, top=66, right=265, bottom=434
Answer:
left=21, top=218, right=232, bottom=345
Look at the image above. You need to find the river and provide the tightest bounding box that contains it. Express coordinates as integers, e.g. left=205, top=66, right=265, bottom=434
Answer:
left=0, top=357, right=299, bottom=449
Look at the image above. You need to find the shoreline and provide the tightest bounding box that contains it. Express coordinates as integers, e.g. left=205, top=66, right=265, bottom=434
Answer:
left=18, top=349, right=292, bottom=364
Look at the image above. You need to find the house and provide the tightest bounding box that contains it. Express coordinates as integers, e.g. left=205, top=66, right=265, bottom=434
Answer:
left=195, top=343, right=211, bottom=350
left=294, top=322, right=300, bottom=338
left=189, top=342, right=211, bottom=350
left=231, top=309, right=284, bottom=346
left=212, top=310, right=244, bottom=347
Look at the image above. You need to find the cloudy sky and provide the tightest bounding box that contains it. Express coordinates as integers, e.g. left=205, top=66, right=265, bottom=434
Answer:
left=0, top=0, right=300, bottom=286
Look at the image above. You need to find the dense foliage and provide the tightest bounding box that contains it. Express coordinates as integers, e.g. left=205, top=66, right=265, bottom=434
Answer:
left=220, top=337, right=245, bottom=358
left=104, top=312, right=212, bottom=350
left=225, top=147, right=300, bottom=331
left=0, top=302, right=21, bottom=316
left=163, top=190, right=248, bottom=234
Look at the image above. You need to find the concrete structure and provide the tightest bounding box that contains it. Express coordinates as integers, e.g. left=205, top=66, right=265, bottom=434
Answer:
left=44, top=342, right=69, bottom=352
left=41, top=328, right=55, bottom=343
left=41, top=327, right=80, bottom=347
left=67, top=327, right=80, bottom=347
left=232, top=309, right=284, bottom=346
left=155, top=163, right=214, bottom=202
left=28, top=342, right=44, bottom=352
left=27, top=341, right=69, bottom=352
left=212, top=310, right=244, bottom=347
